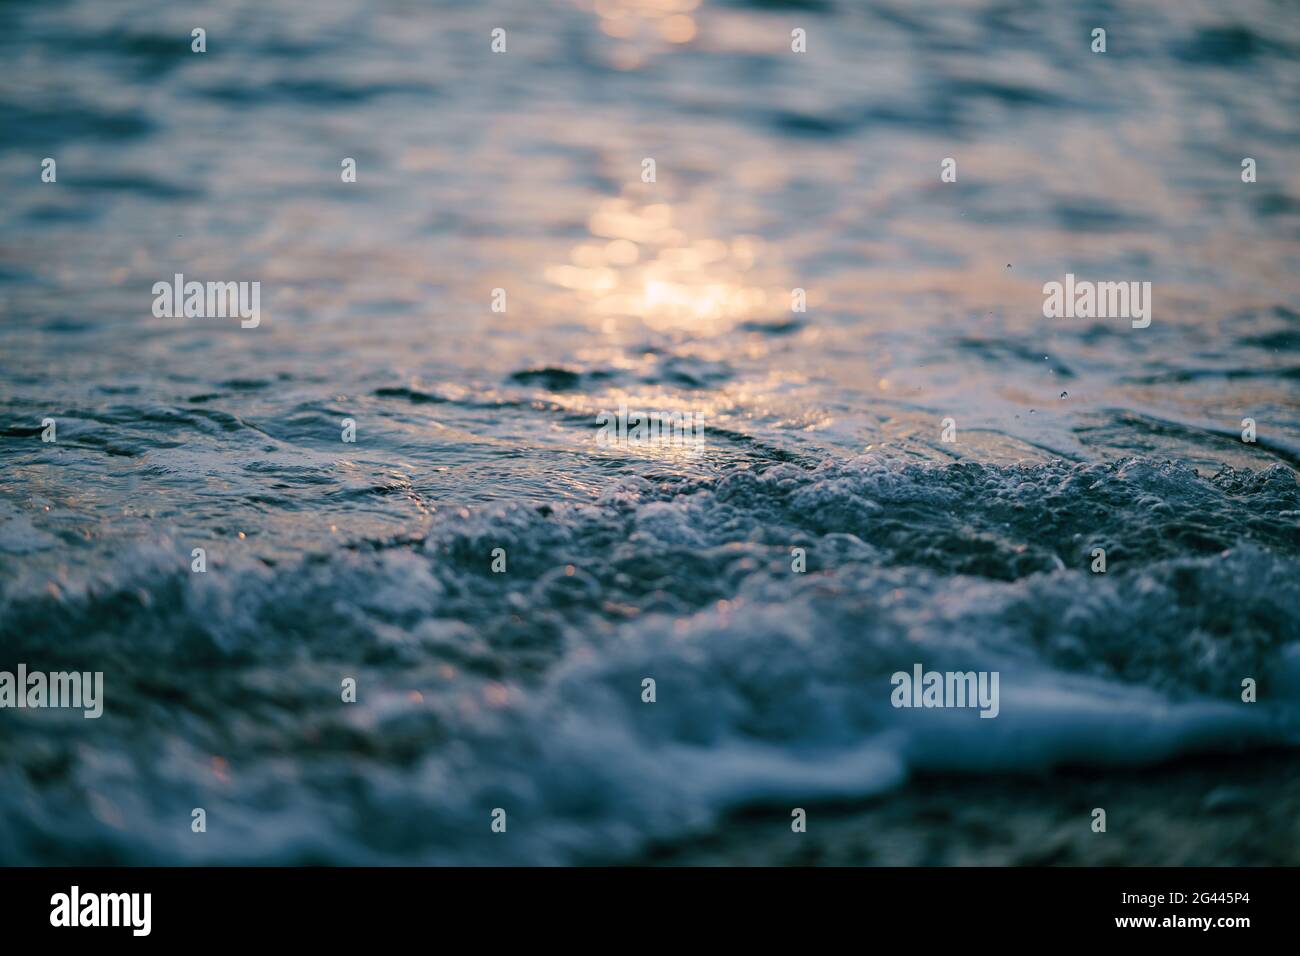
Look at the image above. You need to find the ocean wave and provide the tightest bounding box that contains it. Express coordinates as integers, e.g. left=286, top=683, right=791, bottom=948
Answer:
left=2, top=456, right=1296, bottom=864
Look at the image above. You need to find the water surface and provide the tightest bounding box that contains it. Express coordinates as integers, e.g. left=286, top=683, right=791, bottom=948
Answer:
left=1, top=0, right=1298, bottom=864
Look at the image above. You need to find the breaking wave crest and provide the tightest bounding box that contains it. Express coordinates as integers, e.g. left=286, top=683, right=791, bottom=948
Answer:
left=2, top=456, right=1297, bottom=864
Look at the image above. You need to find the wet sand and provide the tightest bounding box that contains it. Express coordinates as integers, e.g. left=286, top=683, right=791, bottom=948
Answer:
left=646, top=752, right=1300, bottom=866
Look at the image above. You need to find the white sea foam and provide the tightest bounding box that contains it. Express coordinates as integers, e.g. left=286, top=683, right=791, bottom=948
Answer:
left=1, top=457, right=1296, bottom=863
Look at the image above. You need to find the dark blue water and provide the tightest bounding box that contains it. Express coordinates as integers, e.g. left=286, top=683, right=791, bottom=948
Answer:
left=1, top=0, right=1298, bottom=864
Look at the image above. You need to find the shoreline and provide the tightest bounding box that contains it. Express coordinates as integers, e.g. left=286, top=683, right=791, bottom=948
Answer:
left=639, top=750, right=1300, bottom=866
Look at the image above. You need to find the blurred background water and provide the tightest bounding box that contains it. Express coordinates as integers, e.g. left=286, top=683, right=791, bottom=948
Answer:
left=0, top=0, right=1298, bottom=864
